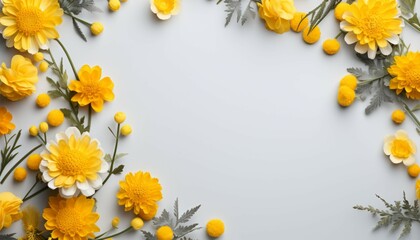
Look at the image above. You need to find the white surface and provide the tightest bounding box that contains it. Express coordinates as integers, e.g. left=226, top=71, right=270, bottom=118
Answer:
left=2, top=0, right=420, bottom=239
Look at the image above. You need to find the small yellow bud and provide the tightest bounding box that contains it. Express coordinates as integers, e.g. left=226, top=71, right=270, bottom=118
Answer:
left=39, top=61, right=49, bottom=73
left=108, top=0, right=121, bottom=11
left=334, top=2, right=350, bottom=21
left=339, top=74, right=358, bottom=90
left=36, top=93, right=51, bottom=108
left=156, top=226, right=174, bottom=240
left=114, top=112, right=126, bottom=124
left=206, top=219, right=225, bottom=238
left=91, top=22, right=104, bottom=36
left=33, top=52, right=44, bottom=62
left=337, top=86, right=356, bottom=107
left=290, top=12, right=309, bottom=33
left=391, top=109, right=405, bottom=124
left=121, top=124, right=132, bottom=136
left=39, top=122, right=49, bottom=133
left=27, top=154, right=42, bottom=171
left=47, top=109, right=65, bottom=127
left=322, top=38, right=340, bottom=55
left=29, top=126, right=39, bottom=136
left=139, top=206, right=158, bottom=221
left=14, top=167, right=27, bottom=182
left=111, top=217, right=120, bottom=228
left=302, top=26, right=321, bottom=44
left=408, top=164, right=420, bottom=178
left=131, top=218, right=144, bottom=230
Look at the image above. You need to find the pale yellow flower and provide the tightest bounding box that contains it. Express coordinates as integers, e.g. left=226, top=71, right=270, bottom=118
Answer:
left=257, top=0, right=296, bottom=34
left=0, top=192, right=22, bottom=230
left=151, top=0, right=180, bottom=20
left=383, top=130, right=416, bottom=166
left=0, top=107, right=15, bottom=135
left=388, top=52, right=420, bottom=100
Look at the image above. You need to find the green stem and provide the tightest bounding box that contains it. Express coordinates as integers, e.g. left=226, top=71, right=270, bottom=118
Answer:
left=23, top=179, right=40, bottom=200
left=335, top=31, right=344, bottom=39
left=357, top=75, right=389, bottom=86
left=102, top=124, right=121, bottom=185
left=22, top=185, right=49, bottom=202
left=88, top=106, right=92, bottom=132
left=399, top=99, right=420, bottom=131
left=54, top=39, right=78, bottom=80
left=64, top=11, right=92, bottom=27
left=95, top=226, right=132, bottom=240
left=402, top=16, right=420, bottom=32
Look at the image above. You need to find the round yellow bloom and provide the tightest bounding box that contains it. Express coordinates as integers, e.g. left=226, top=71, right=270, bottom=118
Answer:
left=36, top=93, right=51, bottom=108
left=27, top=154, right=42, bottom=171
left=121, top=124, right=132, bottom=136
left=334, top=2, right=350, bottom=21
left=131, top=217, right=144, bottom=230
left=114, top=112, right=126, bottom=124
left=337, top=86, right=355, bottom=107
left=139, top=204, right=158, bottom=221
left=112, top=217, right=120, bottom=228
left=388, top=52, right=420, bottom=99
left=40, top=127, right=108, bottom=198
left=302, top=26, right=321, bottom=44
left=206, top=219, right=225, bottom=238
left=39, top=122, right=48, bottom=133
left=39, top=61, right=49, bottom=73
left=68, top=65, right=115, bottom=112
left=257, top=0, right=296, bottom=34
left=417, top=180, right=420, bottom=199
left=108, top=0, right=121, bottom=11
left=290, top=12, right=308, bottom=32
left=156, top=226, right=174, bottom=240
left=0, top=55, right=38, bottom=101
left=0, top=192, right=22, bottom=230
left=90, top=22, right=104, bottom=36
left=339, top=74, right=358, bottom=90
left=14, top=167, right=27, bottom=182
left=392, top=109, right=405, bottom=124
left=0, top=107, right=15, bottom=135
left=33, top=52, right=44, bottom=62
left=340, top=0, right=403, bottom=59
left=43, top=195, right=100, bottom=240
left=117, top=171, right=163, bottom=215
left=47, top=109, right=64, bottom=127
left=29, top=126, right=38, bottom=137
left=0, top=0, right=63, bottom=54
left=384, top=130, right=416, bottom=166
left=408, top=164, right=420, bottom=178
left=322, top=39, right=340, bottom=55
left=151, top=0, right=180, bottom=20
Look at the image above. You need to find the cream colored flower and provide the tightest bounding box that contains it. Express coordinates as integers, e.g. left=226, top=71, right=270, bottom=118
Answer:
left=383, top=130, right=416, bottom=166
left=150, top=0, right=180, bottom=20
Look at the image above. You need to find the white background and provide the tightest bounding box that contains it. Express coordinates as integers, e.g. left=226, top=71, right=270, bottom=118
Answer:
left=2, top=0, right=420, bottom=239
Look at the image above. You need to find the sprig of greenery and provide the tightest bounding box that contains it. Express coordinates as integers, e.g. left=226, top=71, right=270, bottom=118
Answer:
left=304, top=0, right=341, bottom=34
left=354, top=193, right=420, bottom=239
left=399, top=0, right=420, bottom=32
left=142, top=199, right=201, bottom=240
left=219, top=0, right=258, bottom=26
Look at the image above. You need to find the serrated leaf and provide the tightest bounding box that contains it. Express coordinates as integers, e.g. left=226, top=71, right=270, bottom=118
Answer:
left=154, top=209, right=171, bottom=227
left=347, top=67, right=365, bottom=77
left=141, top=231, right=156, bottom=240
left=399, top=221, right=412, bottom=239
left=174, top=224, right=200, bottom=237
left=111, top=165, right=124, bottom=174
left=72, top=18, right=87, bottom=42
left=365, top=82, right=394, bottom=114
left=59, top=70, right=68, bottom=88
left=241, top=1, right=256, bottom=25
left=48, top=90, right=63, bottom=99
left=174, top=198, right=179, bottom=221
left=224, top=0, right=241, bottom=27
left=178, top=205, right=201, bottom=224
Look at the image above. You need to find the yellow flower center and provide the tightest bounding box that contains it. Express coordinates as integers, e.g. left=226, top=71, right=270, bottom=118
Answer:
left=55, top=208, right=82, bottom=234
left=57, top=149, right=88, bottom=176
left=154, top=0, right=175, bottom=14
left=82, top=81, right=101, bottom=101
left=16, top=8, right=44, bottom=36
left=391, top=139, right=412, bottom=158
left=127, top=182, right=148, bottom=203
left=359, top=15, right=384, bottom=39
left=405, top=68, right=420, bottom=86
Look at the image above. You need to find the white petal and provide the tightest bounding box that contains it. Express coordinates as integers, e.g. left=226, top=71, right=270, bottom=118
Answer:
left=76, top=180, right=90, bottom=190
left=403, top=156, right=416, bottom=166
left=355, top=43, right=368, bottom=54
left=40, top=159, right=49, bottom=167
left=89, top=177, right=103, bottom=189
left=387, top=35, right=400, bottom=45
left=396, top=130, right=408, bottom=138
left=55, top=132, right=68, bottom=142
left=65, top=127, right=81, bottom=139
left=390, top=155, right=403, bottom=164
left=367, top=47, right=377, bottom=59
left=383, top=142, right=392, bottom=155
left=99, top=161, right=109, bottom=173
left=379, top=44, right=392, bottom=56
left=47, top=179, right=57, bottom=189
left=157, top=13, right=171, bottom=20
left=60, top=185, right=77, bottom=198
left=344, top=32, right=358, bottom=44
left=81, top=186, right=95, bottom=197
left=43, top=171, right=53, bottom=182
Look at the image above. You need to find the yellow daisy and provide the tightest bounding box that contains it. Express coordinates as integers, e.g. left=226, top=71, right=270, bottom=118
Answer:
left=68, top=65, right=115, bottom=112
left=388, top=51, right=420, bottom=99
left=340, top=0, right=403, bottom=59
left=117, top=171, right=163, bottom=215
left=0, top=0, right=63, bottom=54
left=40, top=127, right=108, bottom=198
left=151, top=0, right=180, bottom=20
left=0, top=192, right=22, bottom=231
left=43, top=195, right=100, bottom=240
left=383, top=130, right=416, bottom=166
left=0, top=107, right=15, bottom=135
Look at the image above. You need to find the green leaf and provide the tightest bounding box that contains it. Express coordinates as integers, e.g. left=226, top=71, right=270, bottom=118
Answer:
left=111, top=165, right=124, bottom=174
left=224, top=0, right=241, bottom=27
left=46, top=77, right=57, bottom=87
left=60, top=108, right=73, bottom=118
left=104, top=154, right=112, bottom=162
left=154, top=209, right=172, bottom=227
left=178, top=205, right=201, bottom=224
left=115, top=153, right=128, bottom=160
left=72, top=18, right=87, bottom=42
left=241, top=1, right=256, bottom=25
left=141, top=231, right=156, bottom=240
left=48, top=90, right=63, bottom=99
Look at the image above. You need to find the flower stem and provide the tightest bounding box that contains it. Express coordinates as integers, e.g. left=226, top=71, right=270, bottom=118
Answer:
left=54, top=39, right=78, bottom=80
left=23, top=185, right=49, bottom=202
left=335, top=31, right=344, bottom=39
left=88, top=106, right=92, bottom=132
left=402, top=16, right=420, bottom=33
left=23, top=178, right=40, bottom=200
left=399, top=98, right=420, bottom=132
left=102, top=124, right=121, bottom=185
left=64, top=11, right=92, bottom=27
left=95, top=226, right=132, bottom=240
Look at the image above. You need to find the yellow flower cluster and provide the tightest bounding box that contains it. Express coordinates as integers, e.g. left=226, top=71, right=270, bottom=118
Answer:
left=257, top=0, right=296, bottom=34
left=0, top=107, right=15, bottom=135
left=337, top=74, right=357, bottom=107
left=0, top=192, right=22, bottom=230
left=388, top=52, right=420, bottom=100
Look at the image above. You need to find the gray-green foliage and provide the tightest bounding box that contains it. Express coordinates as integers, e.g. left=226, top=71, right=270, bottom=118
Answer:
left=0, top=233, right=17, bottom=240
left=304, top=0, right=341, bottom=33
left=354, top=193, right=420, bottom=239
left=219, top=0, right=258, bottom=27
left=141, top=199, right=201, bottom=240
left=399, top=0, right=420, bottom=32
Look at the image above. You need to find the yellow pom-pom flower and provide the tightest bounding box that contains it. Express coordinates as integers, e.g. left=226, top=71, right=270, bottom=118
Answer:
left=322, top=39, right=340, bottom=55
left=39, top=122, right=49, bottom=133
left=384, top=130, right=416, bottom=166
left=290, top=12, right=308, bottom=32
left=408, top=164, right=420, bottom=178
left=156, top=226, right=174, bottom=240
left=334, top=2, right=350, bottom=21
left=337, top=86, right=355, bottom=107
left=14, top=167, right=27, bottom=182
left=139, top=205, right=158, bottom=221
left=39, top=61, right=49, bottom=73
left=339, top=74, right=358, bottom=90
left=0, top=107, right=15, bottom=135
left=392, top=109, right=405, bottom=124
left=0, top=192, right=22, bottom=230
left=27, top=154, right=42, bottom=171
left=109, top=0, right=121, bottom=11
left=47, top=109, right=64, bottom=127
left=29, top=126, right=38, bottom=137
left=121, top=124, right=132, bottom=136
left=36, top=93, right=51, bottom=108
left=112, top=217, right=120, bottom=228
left=33, top=52, right=44, bottom=62
left=302, top=26, right=321, bottom=44
left=151, top=0, right=180, bottom=20
left=257, top=0, right=296, bottom=34
left=114, top=112, right=126, bottom=124
left=131, top=217, right=144, bottom=230
left=206, top=219, right=225, bottom=238
left=416, top=180, right=420, bottom=199
left=91, top=22, right=104, bottom=36
left=0, top=55, right=38, bottom=101
left=388, top=51, right=420, bottom=100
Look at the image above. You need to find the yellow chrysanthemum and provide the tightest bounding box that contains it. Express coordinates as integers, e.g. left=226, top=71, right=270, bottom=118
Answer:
left=388, top=52, right=420, bottom=99
left=0, top=107, right=15, bottom=135
left=340, top=0, right=402, bottom=59
left=21, top=206, right=42, bottom=240
left=117, top=171, right=163, bottom=215
left=0, top=55, right=38, bottom=101
left=0, top=192, right=22, bottom=230
left=68, top=65, right=115, bottom=112
left=0, top=0, right=63, bottom=54
left=43, top=195, right=100, bottom=240
left=151, top=0, right=180, bottom=20
left=40, top=127, right=108, bottom=198
left=383, top=130, right=416, bottom=166
left=257, top=0, right=296, bottom=34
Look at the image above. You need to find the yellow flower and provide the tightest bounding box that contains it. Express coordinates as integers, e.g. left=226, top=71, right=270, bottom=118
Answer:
left=139, top=205, right=158, bottom=221
left=417, top=180, right=420, bottom=199
left=68, top=65, right=115, bottom=112
left=408, top=163, right=420, bottom=178
left=111, top=217, right=120, bottom=228
left=14, top=167, right=27, bottom=182
left=27, top=154, right=42, bottom=171
left=114, top=112, right=126, bottom=124
left=33, top=52, right=44, bottom=62
left=29, top=126, right=38, bottom=137
left=334, top=2, right=350, bottom=21
left=0, top=192, right=22, bottom=230
left=151, top=0, right=180, bottom=20
left=39, top=61, right=49, bottom=73
left=156, top=226, right=174, bottom=240
left=130, top=218, right=144, bottom=230
left=206, top=219, right=225, bottom=238
left=108, top=0, right=121, bottom=11
left=36, top=93, right=51, bottom=108
left=340, top=0, right=402, bottom=59
left=0, top=55, right=38, bottom=101
left=90, top=22, right=104, bottom=36
left=0, top=107, right=15, bottom=135
left=0, top=0, right=63, bottom=54
left=47, top=109, right=64, bottom=127
left=337, top=86, right=355, bottom=107
left=339, top=74, right=358, bottom=90
left=257, top=0, right=296, bottom=34
left=40, top=127, right=108, bottom=198
left=383, top=130, right=416, bottom=166
left=388, top=52, right=420, bottom=100
left=117, top=171, right=163, bottom=215
left=21, top=205, right=41, bottom=240
left=290, top=12, right=308, bottom=33
left=322, top=39, right=340, bottom=55
left=391, top=109, right=405, bottom=124
left=121, top=124, right=132, bottom=136
left=302, top=26, right=321, bottom=44
left=43, top=195, right=100, bottom=240
left=39, top=122, right=48, bottom=133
